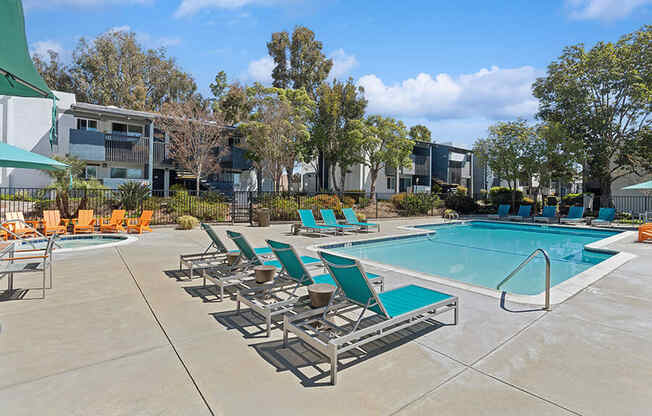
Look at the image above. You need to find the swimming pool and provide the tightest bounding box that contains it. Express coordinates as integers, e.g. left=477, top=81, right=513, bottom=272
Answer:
left=322, top=221, right=622, bottom=296
left=16, top=234, right=136, bottom=252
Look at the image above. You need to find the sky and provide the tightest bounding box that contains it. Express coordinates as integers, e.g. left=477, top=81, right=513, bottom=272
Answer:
left=22, top=0, right=652, bottom=148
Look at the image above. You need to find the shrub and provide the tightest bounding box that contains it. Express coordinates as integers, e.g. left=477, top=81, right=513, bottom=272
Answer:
left=456, top=186, right=468, bottom=196
left=521, top=197, right=541, bottom=212
left=392, top=193, right=440, bottom=215
left=117, top=182, right=151, bottom=211
left=177, top=215, right=199, bottom=230
left=391, top=193, right=408, bottom=209
left=342, top=196, right=356, bottom=207
left=445, top=193, right=477, bottom=214
left=303, top=194, right=342, bottom=216
left=561, top=193, right=583, bottom=207
left=260, top=194, right=299, bottom=220
left=546, top=196, right=559, bottom=206
left=358, top=196, right=370, bottom=209
left=489, top=186, right=523, bottom=206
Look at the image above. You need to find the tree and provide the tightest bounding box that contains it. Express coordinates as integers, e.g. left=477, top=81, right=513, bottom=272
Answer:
left=311, top=78, right=368, bottom=194
left=362, top=115, right=414, bottom=200
left=473, top=120, right=534, bottom=209
left=46, top=156, right=104, bottom=218
left=534, top=122, right=583, bottom=196
left=209, top=70, right=251, bottom=126
left=32, top=50, right=74, bottom=92
left=158, top=99, right=227, bottom=196
left=71, top=30, right=196, bottom=111
left=533, top=25, right=652, bottom=206
left=239, top=85, right=314, bottom=191
left=409, top=124, right=432, bottom=143
left=267, top=26, right=333, bottom=99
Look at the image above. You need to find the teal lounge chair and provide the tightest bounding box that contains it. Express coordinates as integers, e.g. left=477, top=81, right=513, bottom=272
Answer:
left=507, top=205, right=532, bottom=221
left=284, top=251, right=458, bottom=385
left=179, top=222, right=272, bottom=280
left=236, top=240, right=384, bottom=336
left=488, top=204, right=510, bottom=220
left=297, top=209, right=338, bottom=236
left=320, top=209, right=356, bottom=233
left=592, top=208, right=616, bottom=227
left=560, top=206, right=585, bottom=225
left=534, top=206, right=558, bottom=223
left=342, top=207, right=380, bottom=232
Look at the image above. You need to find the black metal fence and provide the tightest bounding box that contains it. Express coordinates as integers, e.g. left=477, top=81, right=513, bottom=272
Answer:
left=0, top=188, right=446, bottom=225
left=2, top=187, right=649, bottom=226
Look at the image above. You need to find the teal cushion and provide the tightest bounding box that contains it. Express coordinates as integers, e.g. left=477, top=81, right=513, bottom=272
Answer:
left=377, top=285, right=453, bottom=318
left=228, top=247, right=273, bottom=255
left=312, top=271, right=381, bottom=286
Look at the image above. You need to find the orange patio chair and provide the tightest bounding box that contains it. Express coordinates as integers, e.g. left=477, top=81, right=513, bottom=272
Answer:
left=43, top=210, right=67, bottom=236
left=639, top=223, right=652, bottom=243
left=127, top=210, right=153, bottom=234
left=73, top=210, right=96, bottom=234
left=4, top=212, right=39, bottom=239
left=100, top=210, right=126, bottom=233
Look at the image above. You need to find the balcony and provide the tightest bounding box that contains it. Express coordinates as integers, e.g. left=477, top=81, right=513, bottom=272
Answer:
left=413, top=155, right=430, bottom=176
left=69, top=129, right=171, bottom=165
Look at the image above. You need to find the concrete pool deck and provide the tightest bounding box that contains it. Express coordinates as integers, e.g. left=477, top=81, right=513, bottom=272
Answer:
left=0, top=217, right=650, bottom=415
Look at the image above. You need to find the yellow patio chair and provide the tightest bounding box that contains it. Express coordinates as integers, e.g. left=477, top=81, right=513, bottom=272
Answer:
left=4, top=212, right=39, bottom=238
left=43, top=210, right=67, bottom=236
left=127, top=210, right=153, bottom=234
left=73, top=210, right=96, bottom=234
left=100, top=210, right=126, bottom=233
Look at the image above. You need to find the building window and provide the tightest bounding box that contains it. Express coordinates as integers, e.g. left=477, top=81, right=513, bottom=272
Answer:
left=85, top=166, right=97, bottom=179
left=76, top=118, right=98, bottom=131
left=112, top=123, right=143, bottom=138
left=386, top=176, right=396, bottom=191
left=110, top=167, right=143, bottom=179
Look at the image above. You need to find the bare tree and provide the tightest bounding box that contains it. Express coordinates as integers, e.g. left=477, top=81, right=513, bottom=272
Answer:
left=158, top=99, right=227, bottom=196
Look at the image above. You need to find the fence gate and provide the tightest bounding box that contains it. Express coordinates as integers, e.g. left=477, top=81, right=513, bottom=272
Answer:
left=231, top=191, right=251, bottom=223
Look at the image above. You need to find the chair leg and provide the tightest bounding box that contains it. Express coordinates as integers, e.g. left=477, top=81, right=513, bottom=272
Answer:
left=266, top=313, right=272, bottom=337
left=330, top=349, right=338, bottom=385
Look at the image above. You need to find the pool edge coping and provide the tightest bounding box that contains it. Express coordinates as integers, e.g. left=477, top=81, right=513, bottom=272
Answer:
left=26, top=233, right=140, bottom=254
left=306, top=220, right=637, bottom=306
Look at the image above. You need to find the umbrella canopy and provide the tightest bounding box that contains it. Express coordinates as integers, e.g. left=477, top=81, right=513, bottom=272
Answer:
left=0, top=0, right=54, bottom=99
left=0, top=142, right=67, bottom=171
left=622, top=181, right=652, bottom=190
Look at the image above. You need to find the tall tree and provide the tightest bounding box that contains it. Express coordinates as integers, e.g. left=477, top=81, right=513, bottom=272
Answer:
left=473, top=120, right=534, bottom=208
left=209, top=70, right=251, bottom=126
left=71, top=30, right=196, bottom=111
left=158, top=98, right=227, bottom=196
left=409, top=124, right=432, bottom=143
left=267, top=26, right=333, bottom=99
left=533, top=25, right=652, bottom=205
left=239, top=84, right=314, bottom=191
left=362, top=115, right=414, bottom=200
left=32, top=50, right=74, bottom=92
left=311, top=78, right=368, bottom=194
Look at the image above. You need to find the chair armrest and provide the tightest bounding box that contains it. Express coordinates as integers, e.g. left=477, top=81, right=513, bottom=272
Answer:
left=1, top=255, right=48, bottom=261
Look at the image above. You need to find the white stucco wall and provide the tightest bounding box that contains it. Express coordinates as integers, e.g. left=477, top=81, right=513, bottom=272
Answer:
left=0, top=91, right=76, bottom=188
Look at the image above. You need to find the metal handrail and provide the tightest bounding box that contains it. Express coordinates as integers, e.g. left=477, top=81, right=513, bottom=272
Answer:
left=496, top=248, right=551, bottom=311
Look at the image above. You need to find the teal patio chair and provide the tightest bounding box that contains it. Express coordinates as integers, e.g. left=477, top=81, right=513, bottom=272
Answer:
left=534, top=206, right=558, bottom=223
left=488, top=204, right=510, bottom=220
left=560, top=206, right=585, bottom=225
left=179, top=222, right=272, bottom=280
left=283, top=251, right=458, bottom=385
left=507, top=205, right=532, bottom=221
left=297, top=209, right=338, bottom=236
left=342, top=207, right=380, bottom=232
left=592, top=208, right=616, bottom=227
left=236, top=239, right=383, bottom=336
left=320, top=209, right=356, bottom=233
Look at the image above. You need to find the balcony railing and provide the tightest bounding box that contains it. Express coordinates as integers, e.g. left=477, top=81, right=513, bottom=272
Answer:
left=70, top=129, right=170, bottom=165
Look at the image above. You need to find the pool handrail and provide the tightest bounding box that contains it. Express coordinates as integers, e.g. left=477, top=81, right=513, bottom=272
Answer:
left=497, top=248, right=551, bottom=311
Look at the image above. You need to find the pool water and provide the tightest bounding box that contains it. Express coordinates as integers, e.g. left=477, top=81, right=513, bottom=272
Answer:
left=327, top=221, right=618, bottom=295
left=18, top=235, right=130, bottom=251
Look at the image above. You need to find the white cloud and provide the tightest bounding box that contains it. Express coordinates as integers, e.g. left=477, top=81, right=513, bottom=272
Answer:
left=565, top=0, right=652, bottom=20
left=328, top=49, right=358, bottom=80
left=358, top=66, right=541, bottom=121
left=103, top=27, right=182, bottom=48
left=242, top=56, right=274, bottom=84
left=174, top=0, right=290, bottom=18
left=24, top=0, right=150, bottom=9
left=30, top=40, right=64, bottom=57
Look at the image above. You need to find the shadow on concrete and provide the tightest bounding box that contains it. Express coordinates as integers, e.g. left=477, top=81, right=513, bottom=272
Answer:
left=211, top=309, right=281, bottom=338
left=499, top=291, right=546, bottom=313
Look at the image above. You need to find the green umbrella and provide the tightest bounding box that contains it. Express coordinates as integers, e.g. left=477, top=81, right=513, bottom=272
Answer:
left=0, top=142, right=67, bottom=171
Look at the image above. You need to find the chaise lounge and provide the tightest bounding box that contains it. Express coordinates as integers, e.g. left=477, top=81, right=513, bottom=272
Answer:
left=488, top=204, right=510, bottom=220
left=507, top=205, right=532, bottom=222
left=283, top=251, right=458, bottom=385
left=560, top=206, right=585, bottom=225
left=342, top=207, right=379, bottom=232
left=534, top=206, right=557, bottom=223
left=296, top=209, right=338, bottom=236
left=320, top=209, right=356, bottom=233
left=591, top=208, right=616, bottom=227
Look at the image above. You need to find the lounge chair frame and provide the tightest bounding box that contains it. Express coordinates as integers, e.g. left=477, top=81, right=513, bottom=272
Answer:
left=342, top=208, right=380, bottom=232
left=296, top=209, right=339, bottom=236
left=507, top=205, right=532, bottom=222
left=488, top=204, right=510, bottom=220
left=236, top=241, right=369, bottom=336
left=283, top=254, right=457, bottom=385
left=179, top=223, right=229, bottom=280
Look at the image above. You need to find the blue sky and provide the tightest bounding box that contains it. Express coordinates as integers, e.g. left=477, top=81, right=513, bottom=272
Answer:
left=23, top=0, right=651, bottom=147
